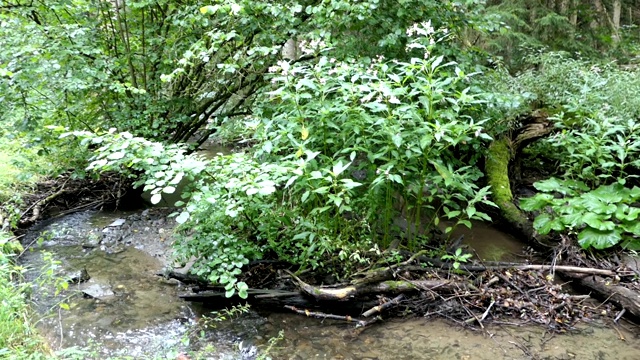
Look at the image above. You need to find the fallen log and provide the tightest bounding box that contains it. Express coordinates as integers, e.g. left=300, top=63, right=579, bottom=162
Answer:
left=485, top=111, right=555, bottom=248
left=564, top=273, right=640, bottom=319
left=386, top=252, right=627, bottom=277
left=178, top=287, right=381, bottom=312
left=286, top=269, right=472, bottom=301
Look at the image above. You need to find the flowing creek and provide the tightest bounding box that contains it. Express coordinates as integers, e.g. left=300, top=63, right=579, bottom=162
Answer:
left=19, top=209, right=640, bottom=359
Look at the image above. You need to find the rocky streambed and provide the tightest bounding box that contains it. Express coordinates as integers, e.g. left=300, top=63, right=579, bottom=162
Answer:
left=17, top=208, right=640, bottom=359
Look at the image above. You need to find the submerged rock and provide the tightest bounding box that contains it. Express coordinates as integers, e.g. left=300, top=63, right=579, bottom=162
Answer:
left=105, top=218, right=126, bottom=228
left=81, top=282, right=115, bottom=299
left=67, top=267, right=90, bottom=284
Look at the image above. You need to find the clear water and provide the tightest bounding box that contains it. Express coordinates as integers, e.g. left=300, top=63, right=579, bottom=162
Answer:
left=20, top=210, right=640, bottom=359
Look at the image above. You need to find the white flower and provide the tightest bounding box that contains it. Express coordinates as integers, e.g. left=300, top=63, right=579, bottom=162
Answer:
left=388, top=96, right=401, bottom=104
left=277, top=60, right=290, bottom=76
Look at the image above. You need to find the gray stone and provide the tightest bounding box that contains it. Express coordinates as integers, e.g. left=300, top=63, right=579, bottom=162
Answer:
left=107, top=218, right=126, bottom=227
left=81, top=283, right=115, bottom=299
left=67, top=268, right=90, bottom=284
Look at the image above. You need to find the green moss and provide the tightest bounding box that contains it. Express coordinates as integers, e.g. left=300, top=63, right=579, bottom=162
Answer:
left=485, top=138, right=514, bottom=204
left=485, top=137, right=536, bottom=240
left=381, top=280, right=416, bottom=291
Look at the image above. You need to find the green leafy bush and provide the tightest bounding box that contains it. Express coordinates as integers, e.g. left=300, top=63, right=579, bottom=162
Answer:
left=66, top=22, right=502, bottom=297
left=521, top=178, right=640, bottom=250
left=254, top=23, right=496, bottom=247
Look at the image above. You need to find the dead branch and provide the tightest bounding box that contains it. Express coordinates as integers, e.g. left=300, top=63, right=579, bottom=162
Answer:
left=284, top=305, right=370, bottom=327
left=362, top=295, right=405, bottom=317
left=286, top=269, right=471, bottom=301
left=571, top=274, right=640, bottom=319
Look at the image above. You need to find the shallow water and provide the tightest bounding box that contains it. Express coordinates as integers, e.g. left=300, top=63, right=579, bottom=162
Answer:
left=19, top=210, right=640, bottom=359
left=449, top=221, right=528, bottom=262
left=245, top=314, right=640, bottom=360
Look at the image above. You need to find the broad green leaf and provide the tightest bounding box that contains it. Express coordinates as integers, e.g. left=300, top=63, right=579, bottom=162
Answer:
left=257, top=180, right=276, bottom=195
left=263, top=140, right=273, bottom=153
left=590, top=183, right=624, bottom=203
left=621, top=239, right=640, bottom=251
left=621, top=220, right=640, bottom=235
left=170, top=172, right=184, bottom=185
left=285, top=175, right=299, bottom=188
left=392, top=133, right=402, bottom=148
left=533, top=178, right=578, bottom=195
left=519, top=194, right=554, bottom=211
left=310, top=171, right=323, bottom=179
left=559, top=213, right=583, bottom=228
left=237, top=282, right=249, bottom=299
left=150, top=193, right=162, bottom=204
left=431, top=55, right=444, bottom=71
left=313, top=186, right=330, bottom=194
left=107, top=151, right=126, bottom=160
left=578, top=193, right=617, bottom=214
left=445, top=210, right=461, bottom=218
left=582, top=212, right=615, bottom=231
left=533, top=214, right=555, bottom=234
left=340, top=179, right=362, bottom=189
left=175, top=211, right=190, bottom=224
left=430, top=160, right=452, bottom=186
left=629, top=186, right=640, bottom=201
left=577, top=227, right=621, bottom=250
left=332, top=161, right=351, bottom=177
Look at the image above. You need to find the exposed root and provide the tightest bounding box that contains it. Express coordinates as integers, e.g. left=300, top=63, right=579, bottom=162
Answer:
left=14, top=172, right=136, bottom=228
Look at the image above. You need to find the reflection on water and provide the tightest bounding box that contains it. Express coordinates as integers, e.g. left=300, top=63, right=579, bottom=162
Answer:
left=443, top=221, right=527, bottom=262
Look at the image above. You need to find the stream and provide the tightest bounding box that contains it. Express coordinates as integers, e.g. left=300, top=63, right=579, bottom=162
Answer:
left=19, top=209, right=640, bottom=359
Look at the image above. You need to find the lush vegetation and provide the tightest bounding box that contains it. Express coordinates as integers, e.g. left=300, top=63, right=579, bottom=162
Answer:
left=0, top=232, right=58, bottom=358
left=3, top=0, right=640, bottom=355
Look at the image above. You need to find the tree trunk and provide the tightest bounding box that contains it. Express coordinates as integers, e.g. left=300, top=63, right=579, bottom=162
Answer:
left=485, top=112, right=554, bottom=248
left=591, top=0, right=605, bottom=29
left=612, top=0, right=622, bottom=42
left=565, top=273, right=640, bottom=320
left=570, top=0, right=578, bottom=26
left=559, top=0, right=569, bottom=15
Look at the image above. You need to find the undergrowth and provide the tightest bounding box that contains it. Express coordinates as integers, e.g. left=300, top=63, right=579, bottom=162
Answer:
left=0, top=232, right=51, bottom=359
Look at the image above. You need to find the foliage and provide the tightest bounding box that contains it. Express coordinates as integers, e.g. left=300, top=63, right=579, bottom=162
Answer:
left=0, top=135, right=59, bottom=203
left=441, top=248, right=472, bottom=270
left=64, top=22, right=500, bottom=296
left=478, top=1, right=640, bottom=68
left=487, top=51, right=640, bottom=250
left=521, top=178, right=640, bottom=250
left=0, top=232, right=64, bottom=359
left=547, top=116, right=640, bottom=187
left=0, top=0, right=490, bottom=153
left=255, top=23, right=497, bottom=248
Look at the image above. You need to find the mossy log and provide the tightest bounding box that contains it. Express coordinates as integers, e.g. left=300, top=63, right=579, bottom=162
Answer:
left=486, top=138, right=537, bottom=239
left=485, top=111, right=554, bottom=247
